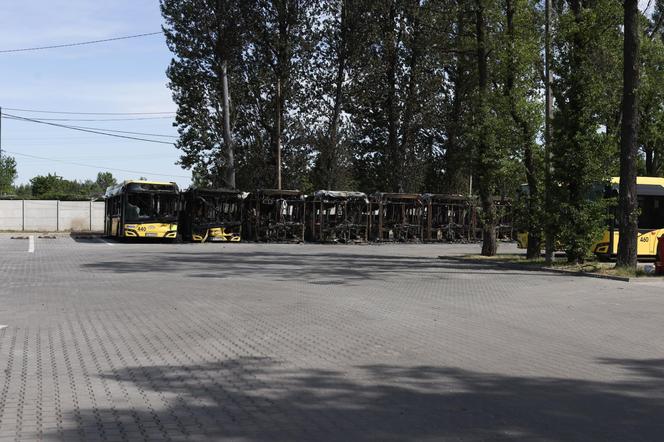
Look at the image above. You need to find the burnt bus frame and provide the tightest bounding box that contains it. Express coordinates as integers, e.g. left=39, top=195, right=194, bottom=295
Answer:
left=179, top=188, right=244, bottom=242
left=306, top=191, right=369, bottom=243
left=244, top=189, right=306, bottom=243
left=422, top=194, right=477, bottom=242
left=368, top=193, right=424, bottom=242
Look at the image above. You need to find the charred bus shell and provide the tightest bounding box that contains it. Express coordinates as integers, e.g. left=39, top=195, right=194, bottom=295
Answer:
left=422, top=194, right=477, bottom=242
left=306, top=191, right=369, bottom=243
left=179, top=188, right=244, bottom=242
left=369, top=193, right=424, bottom=242
left=244, top=189, right=305, bottom=242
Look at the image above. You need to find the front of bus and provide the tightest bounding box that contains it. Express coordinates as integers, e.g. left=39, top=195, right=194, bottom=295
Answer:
left=188, top=189, right=243, bottom=242
left=123, top=181, right=179, bottom=239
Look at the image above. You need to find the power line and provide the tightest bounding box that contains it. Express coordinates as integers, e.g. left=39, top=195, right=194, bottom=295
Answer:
left=2, top=115, right=177, bottom=138
left=4, top=150, right=190, bottom=179
left=2, top=113, right=175, bottom=145
left=0, top=31, right=163, bottom=54
left=3, top=107, right=175, bottom=116
left=11, top=116, right=174, bottom=122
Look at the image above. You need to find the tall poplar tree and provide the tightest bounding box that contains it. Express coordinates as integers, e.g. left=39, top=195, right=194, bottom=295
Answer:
left=161, top=0, right=244, bottom=189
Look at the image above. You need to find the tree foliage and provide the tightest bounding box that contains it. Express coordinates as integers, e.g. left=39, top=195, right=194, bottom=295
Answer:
left=0, top=155, right=18, bottom=195
left=160, top=0, right=660, bottom=257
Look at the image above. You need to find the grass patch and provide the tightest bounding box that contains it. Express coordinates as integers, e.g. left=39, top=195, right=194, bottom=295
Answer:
left=462, top=254, right=568, bottom=267
left=462, top=253, right=652, bottom=279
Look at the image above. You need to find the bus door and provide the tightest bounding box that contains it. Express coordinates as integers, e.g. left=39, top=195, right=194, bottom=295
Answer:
left=637, top=195, right=664, bottom=256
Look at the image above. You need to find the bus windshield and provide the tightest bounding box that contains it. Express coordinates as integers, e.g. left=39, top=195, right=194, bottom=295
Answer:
left=125, top=192, right=178, bottom=222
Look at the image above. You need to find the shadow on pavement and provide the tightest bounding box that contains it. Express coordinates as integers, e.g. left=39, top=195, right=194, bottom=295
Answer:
left=45, top=357, right=664, bottom=441
left=80, top=250, right=568, bottom=283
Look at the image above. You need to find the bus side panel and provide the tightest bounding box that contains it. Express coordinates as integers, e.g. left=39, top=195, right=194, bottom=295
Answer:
left=637, top=229, right=663, bottom=256
left=112, top=217, right=121, bottom=237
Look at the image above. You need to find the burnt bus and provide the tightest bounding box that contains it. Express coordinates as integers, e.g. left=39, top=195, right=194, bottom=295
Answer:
left=368, top=193, right=424, bottom=242
left=306, top=190, right=369, bottom=243
left=422, top=194, right=477, bottom=242
left=179, top=188, right=244, bottom=242
left=244, top=189, right=305, bottom=242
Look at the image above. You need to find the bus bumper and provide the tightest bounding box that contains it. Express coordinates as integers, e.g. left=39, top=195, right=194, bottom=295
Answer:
left=124, top=223, right=178, bottom=238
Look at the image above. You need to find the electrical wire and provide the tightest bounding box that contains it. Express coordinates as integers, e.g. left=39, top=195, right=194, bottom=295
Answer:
left=3, top=107, right=175, bottom=116
left=11, top=116, right=174, bottom=122
left=0, top=31, right=163, bottom=54
left=1, top=115, right=177, bottom=138
left=2, top=113, right=175, bottom=145
left=3, top=150, right=190, bottom=179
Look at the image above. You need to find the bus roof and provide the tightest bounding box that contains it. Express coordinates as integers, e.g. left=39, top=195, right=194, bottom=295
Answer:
left=610, top=177, right=664, bottom=197
left=610, top=177, right=664, bottom=186
left=104, top=180, right=178, bottom=198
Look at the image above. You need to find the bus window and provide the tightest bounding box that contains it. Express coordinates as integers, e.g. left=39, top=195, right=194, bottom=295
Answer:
left=638, top=196, right=664, bottom=230
left=126, top=193, right=178, bottom=222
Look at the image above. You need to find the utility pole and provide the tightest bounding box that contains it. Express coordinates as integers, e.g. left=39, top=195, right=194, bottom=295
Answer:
left=0, top=106, right=3, bottom=159
left=544, top=0, right=554, bottom=265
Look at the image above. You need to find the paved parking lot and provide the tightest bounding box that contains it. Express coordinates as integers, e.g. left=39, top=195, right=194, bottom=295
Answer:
left=0, top=234, right=663, bottom=441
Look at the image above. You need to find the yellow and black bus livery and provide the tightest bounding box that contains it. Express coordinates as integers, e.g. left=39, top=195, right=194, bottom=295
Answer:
left=593, top=177, right=664, bottom=259
left=104, top=180, right=179, bottom=239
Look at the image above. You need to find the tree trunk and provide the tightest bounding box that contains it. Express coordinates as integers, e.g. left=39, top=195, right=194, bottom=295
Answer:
left=645, top=145, right=653, bottom=175
left=273, top=1, right=290, bottom=191
left=444, top=3, right=467, bottom=194
left=324, top=0, right=348, bottom=190
left=385, top=1, right=401, bottom=192
left=275, top=77, right=282, bottom=190
left=616, top=0, right=640, bottom=269
left=475, top=0, right=497, bottom=256
left=399, top=7, right=422, bottom=194
left=221, top=60, right=236, bottom=189
left=543, top=0, right=554, bottom=264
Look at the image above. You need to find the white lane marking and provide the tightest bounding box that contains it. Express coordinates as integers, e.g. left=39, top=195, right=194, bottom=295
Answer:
left=100, top=238, right=115, bottom=246
left=28, top=235, right=35, bottom=253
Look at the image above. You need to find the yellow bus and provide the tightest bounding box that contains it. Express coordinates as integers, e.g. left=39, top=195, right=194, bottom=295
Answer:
left=104, top=180, right=179, bottom=239
left=592, top=177, right=664, bottom=260
left=517, top=177, right=664, bottom=259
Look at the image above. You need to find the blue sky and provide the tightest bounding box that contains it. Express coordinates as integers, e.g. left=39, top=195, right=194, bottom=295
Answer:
left=0, top=0, right=190, bottom=187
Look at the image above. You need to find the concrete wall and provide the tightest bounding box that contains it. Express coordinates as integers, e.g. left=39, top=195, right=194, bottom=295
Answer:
left=0, top=200, right=104, bottom=232
left=23, top=200, right=58, bottom=231
left=0, top=200, right=23, bottom=230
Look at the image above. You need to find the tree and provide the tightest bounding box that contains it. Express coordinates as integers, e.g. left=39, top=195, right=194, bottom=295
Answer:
left=550, top=0, right=623, bottom=263
left=616, top=0, right=640, bottom=269
left=441, top=1, right=475, bottom=195
left=0, top=155, right=18, bottom=195
left=502, top=0, right=542, bottom=259
left=95, top=172, right=117, bottom=193
left=161, top=0, right=244, bottom=189
left=30, top=173, right=67, bottom=198
left=639, top=2, right=664, bottom=176
left=238, top=0, right=308, bottom=190
left=305, top=0, right=360, bottom=190
left=473, top=0, right=502, bottom=256
left=348, top=0, right=446, bottom=193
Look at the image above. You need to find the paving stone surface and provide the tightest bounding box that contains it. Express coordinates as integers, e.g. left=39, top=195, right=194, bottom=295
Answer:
left=0, top=234, right=663, bottom=441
